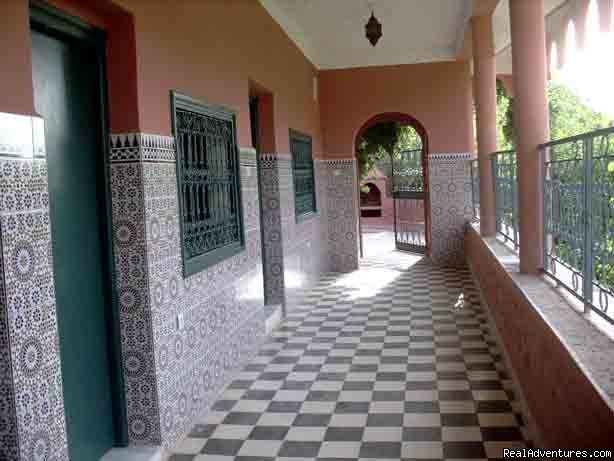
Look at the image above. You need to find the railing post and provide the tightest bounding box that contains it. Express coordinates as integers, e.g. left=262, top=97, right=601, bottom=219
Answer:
left=512, top=159, right=519, bottom=248
left=542, top=145, right=549, bottom=275
left=583, top=136, right=594, bottom=312
left=491, top=154, right=500, bottom=232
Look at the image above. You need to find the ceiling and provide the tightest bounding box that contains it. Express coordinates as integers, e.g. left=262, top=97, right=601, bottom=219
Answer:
left=259, top=0, right=473, bottom=70
left=494, top=0, right=568, bottom=74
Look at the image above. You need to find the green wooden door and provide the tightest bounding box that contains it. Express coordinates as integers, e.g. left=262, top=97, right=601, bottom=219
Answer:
left=31, top=25, right=117, bottom=461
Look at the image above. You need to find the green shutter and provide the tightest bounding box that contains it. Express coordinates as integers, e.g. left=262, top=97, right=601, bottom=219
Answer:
left=290, top=129, right=316, bottom=220
left=171, top=92, right=245, bottom=276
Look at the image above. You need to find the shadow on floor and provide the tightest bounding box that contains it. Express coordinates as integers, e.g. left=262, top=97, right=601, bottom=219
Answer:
left=168, top=237, right=531, bottom=460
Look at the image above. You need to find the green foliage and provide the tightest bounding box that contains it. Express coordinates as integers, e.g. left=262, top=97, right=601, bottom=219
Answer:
left=357, top=122, right=422, bottom=179
left=496, top=80, right=514, bottom=149
left=496, top=80, right=613, bottom=148
left=548, top=81, right=613, bottom=140
left=496, top=80, right=614, bottom=297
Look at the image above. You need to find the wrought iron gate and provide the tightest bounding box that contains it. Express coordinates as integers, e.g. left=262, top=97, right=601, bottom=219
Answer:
left=392, top=148, right=427, bottom=253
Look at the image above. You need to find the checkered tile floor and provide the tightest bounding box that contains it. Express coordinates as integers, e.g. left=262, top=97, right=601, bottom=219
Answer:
left=169, top=253, right=530, bottom=460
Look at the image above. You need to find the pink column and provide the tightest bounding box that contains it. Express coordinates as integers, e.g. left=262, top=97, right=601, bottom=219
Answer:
left=471, top=14, right=497, bottom=236
left=574, top=0, right=591, bottom=49
left=599, top=0, right=614, bottom=33
left=555, top=13, right=569, bottom=69
left=509, top=0, right=550, bottom=274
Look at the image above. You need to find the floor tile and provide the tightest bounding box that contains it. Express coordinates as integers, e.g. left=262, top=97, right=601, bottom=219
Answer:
left=285, top=427, right=327, bottom=441
left=318, top=441, right=362, bottom=458
left=211, top=425, right=253, bottom=440
left=173, top=437, right=208, bottom=454
left=363, top=427, right=403, bottom=442
left=169, top=249, right=531, bottom=461
left=324, top=427, right=364, bottom=441
left=201, top=439, right=245, bottom=456
left=278, top=441, right=322, bottom=457
left=401, top=441, right=444, bottom=459
left=236, top=440, right=282, bottom=457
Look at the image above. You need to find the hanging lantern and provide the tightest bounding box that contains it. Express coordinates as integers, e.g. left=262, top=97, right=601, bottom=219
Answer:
left=365, top=11, right=382, bottom=46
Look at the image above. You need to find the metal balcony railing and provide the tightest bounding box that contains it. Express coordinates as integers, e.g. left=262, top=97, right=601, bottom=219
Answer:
left=491, top=149, right=519, bottom=247
left=541, top=127, right=614, bottom=325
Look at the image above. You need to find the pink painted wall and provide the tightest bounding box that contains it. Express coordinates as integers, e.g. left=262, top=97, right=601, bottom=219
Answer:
left=114, top=0, right=322, bottom=154
left=318, top=61, right=474, bottom=156
left=0, top=0, right=322, bottom=154
left=0, top=0, right=140, bottom=132
left=466, top=227, right=614, bottom=449
left=360, top=178, right=394, bottom=228
left=0, top=1, right=35, bottom=116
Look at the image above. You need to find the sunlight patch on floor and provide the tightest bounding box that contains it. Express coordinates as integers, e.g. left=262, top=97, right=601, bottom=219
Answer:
left=333, top=266, right=401, bottom=300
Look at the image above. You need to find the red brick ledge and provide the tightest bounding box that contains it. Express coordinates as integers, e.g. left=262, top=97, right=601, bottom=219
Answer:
left=465, top=223, right=614, bottom=450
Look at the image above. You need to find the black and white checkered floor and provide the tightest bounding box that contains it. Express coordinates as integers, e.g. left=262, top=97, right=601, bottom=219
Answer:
left=170, top=253, right=530, bottom=460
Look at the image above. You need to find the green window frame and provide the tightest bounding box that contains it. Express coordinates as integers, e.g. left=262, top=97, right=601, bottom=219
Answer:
left=171, top=91, right=245, bottom=277
left=290, top=129, right=317, bottom=221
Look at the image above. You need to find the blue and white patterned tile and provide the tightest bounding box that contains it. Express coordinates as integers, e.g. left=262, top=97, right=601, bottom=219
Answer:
left=109, top=154, right=162, bottom=445
left=428, top=153, right=474, bottom=267
left=0, top=208, right=68, bottom=460
left=318, top=159, right=359, bottom=273
left=0, top=227, right=19, bottom=461
left=258, top=154, right=287, bottom=306
left=110, top=133, right=268, bottom=449
left=0, top=159, right=49, bottom=214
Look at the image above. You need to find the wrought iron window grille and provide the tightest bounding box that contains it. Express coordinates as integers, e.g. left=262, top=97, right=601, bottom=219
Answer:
left=290, top=129, right=317, bottom=221
left=171, top=91, right=245, bottom=277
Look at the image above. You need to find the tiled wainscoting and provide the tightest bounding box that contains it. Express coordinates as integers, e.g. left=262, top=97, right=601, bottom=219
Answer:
left=318, top=159, right=360, bottom=273
left=108, top=141, right=363, bottom=450
left=0, top=113, right=365, bottom=458
left=0, top=113, right=478, bottom=458
left=276, top=155, right=328, bottom=305
left=258, top=157, right=359, bottom=308
left=0, top=113, right=69, bottom=459
left=109, top=134, right=267, bottom=448
left=258, top=155, right=288, bottom=306
left=428, top=153, right=474, bottom=267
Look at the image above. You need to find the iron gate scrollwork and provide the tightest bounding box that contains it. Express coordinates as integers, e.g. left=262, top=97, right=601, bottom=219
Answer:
left=392, top=148, right=427, bottom=253
left=542, top=127, right=614, bottom=324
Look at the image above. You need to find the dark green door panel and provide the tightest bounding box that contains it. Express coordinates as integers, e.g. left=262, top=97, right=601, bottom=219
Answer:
left=32, top=28, right=116, bottom=460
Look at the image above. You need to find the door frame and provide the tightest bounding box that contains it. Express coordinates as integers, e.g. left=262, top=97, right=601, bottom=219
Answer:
left=30, top=0, right=128, bottom=447
left=354, top=112, right=431, bottom=257
left=249, top=95, right=268, bottom=304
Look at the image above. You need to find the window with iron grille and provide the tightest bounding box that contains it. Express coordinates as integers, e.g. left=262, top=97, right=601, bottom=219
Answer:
left=290, top=129, right=316, bottom=220
left=171, top=92, right=245, bottom=277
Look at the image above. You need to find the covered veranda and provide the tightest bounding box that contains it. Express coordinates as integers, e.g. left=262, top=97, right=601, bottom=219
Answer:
left=0, top=1, right=613, bottom=460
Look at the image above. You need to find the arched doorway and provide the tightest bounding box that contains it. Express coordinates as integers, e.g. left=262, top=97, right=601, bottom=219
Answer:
left=355, top=112, right=430, bottom=256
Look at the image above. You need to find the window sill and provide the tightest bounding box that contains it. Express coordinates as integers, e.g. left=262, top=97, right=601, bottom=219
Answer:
left=468, top=222, right=614, bottom=409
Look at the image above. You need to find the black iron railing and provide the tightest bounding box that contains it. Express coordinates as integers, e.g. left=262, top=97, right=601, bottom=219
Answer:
left=491, top=149, right=519, bottom=247
left=541, top=127, right=614, bottom=324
